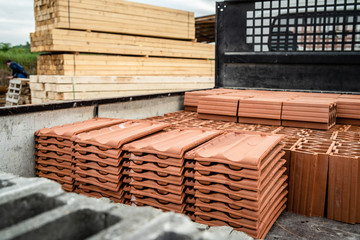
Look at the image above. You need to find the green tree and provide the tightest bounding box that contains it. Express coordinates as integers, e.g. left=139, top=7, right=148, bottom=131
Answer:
left=0, top=43, right=11, bottom=52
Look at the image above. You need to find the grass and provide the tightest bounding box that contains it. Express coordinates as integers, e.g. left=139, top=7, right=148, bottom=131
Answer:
left=0, top=43, right=39, bottom=86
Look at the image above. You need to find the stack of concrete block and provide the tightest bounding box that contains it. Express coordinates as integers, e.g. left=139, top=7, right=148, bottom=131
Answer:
left=0, top=171, right=253, bottom=240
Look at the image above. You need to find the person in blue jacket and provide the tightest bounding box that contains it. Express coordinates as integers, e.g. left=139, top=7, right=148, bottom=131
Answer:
left=6, top=60, right=29, bottom=79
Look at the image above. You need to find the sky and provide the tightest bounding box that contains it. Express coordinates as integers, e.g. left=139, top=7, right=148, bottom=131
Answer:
left=0, top=0, right=217, bottom=46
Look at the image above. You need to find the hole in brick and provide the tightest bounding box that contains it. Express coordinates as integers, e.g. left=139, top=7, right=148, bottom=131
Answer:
left=0, top=193, right=64, bottom=230
left=14, top=209, right=121, bottom=240
left=0, top=180, right=14, bottom=189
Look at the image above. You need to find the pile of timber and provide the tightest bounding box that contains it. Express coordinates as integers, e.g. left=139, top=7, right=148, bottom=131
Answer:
left=0, top=86, right=7, bottom=106
left=36, top=54, right=214, bottom=76
left=30, top=75, right=214, bottom=104
left=31, top=29, right=214, bottom=59
left=31, top=0, right=215, bottom=103
left=195, top=15, right=216, bottom=43
left=34, top=0, right=195, bottom=39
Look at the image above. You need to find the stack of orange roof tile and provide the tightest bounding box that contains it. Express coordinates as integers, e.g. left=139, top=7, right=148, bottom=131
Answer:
left=72, top=121, right=169, bottom=203
left=190, top=131, right=287, bottom=239
left=328, top=141, right=360, bottom=224
left=197, top=94, right=250, bottom=122
left=282, top=98, right=337, bottom=130
left=35, top=118, right=126, bottom=192
left=184, top=89, right=237, bottom=112
left=183, top=146, right=203, bottom=221
left=238, top=96, right=290, bottom=126
left=124, top=128, right=221, bottom=213
left=288, top=138, right=335, bottom=217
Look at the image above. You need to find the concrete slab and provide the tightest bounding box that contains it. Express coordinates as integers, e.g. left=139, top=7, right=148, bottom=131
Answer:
left=0, top=107, right=94, bottom=177
left=98, top=96, right=184, bottom=120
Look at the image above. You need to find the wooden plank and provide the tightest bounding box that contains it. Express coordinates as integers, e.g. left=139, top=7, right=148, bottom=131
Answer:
left=30, top=29, right=214, bottom=59
left=29, top=74, right=214, bottom=102
left=44, top=82, right=214, bottom=92
left=30, top=75, right=39, bottom=83
left=51, top=88, right=207, bottom=100
left=32, top=76, right=214, bottom=84
left=34, top=1, right=194, bottom=24
left=37, top=54, right=215, bottom=76
left=29, top=83, right=45, bottom=91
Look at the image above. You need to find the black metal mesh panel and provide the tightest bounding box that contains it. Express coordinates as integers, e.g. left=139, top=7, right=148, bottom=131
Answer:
left=245, top=0, right=360, bottom=52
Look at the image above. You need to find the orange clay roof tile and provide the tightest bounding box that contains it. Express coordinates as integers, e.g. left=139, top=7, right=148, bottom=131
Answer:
left=191, top=131, right=284, bottom=170
left=75, top=121, right=169, bottom=149
left=124, top=128, right=222, bottom=158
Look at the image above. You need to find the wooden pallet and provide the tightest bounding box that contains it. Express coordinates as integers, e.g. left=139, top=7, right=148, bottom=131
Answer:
left=34, top=0, right=195, bottom=40
left=37, top=54, right=215, bottom=76
left=31, top=29, right=214, bottom=59
left=30, top=75, right=214, bottom=102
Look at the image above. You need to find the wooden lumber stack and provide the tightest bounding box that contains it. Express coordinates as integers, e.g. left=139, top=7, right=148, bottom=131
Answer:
left=0, top=86, right=7, bottom=106
left=30, top=29, right=214, bottom=59
left=31, top=0, right=215, bottom=103
left=30, top=75, right=214, bottom=103
left=195, top=15, right=216, bottom=43
left=34, top=0, right=195, bottom=39
left=36, top=54, right=214, bottom=76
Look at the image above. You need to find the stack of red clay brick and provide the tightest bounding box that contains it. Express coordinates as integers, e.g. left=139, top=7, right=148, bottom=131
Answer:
left=288, top=138, right=335, bottom=217
left=124, top=128, right=221, bottom=218
left=185, top=89, right=360, bottom=129
left=73, top=121, right=169, bottom=204
left=237, top=95, right=289, bottom=126
left=286, top=135, right=360, bottom=224
left=35, top=118, right=125, bottom=192
left=328, top=140, right=360, bottom=224
left=282, top=98, right=337, bottom=129
left=184, top=89, right=237, bottom=112
left=331, top=94, right=360, bottom=125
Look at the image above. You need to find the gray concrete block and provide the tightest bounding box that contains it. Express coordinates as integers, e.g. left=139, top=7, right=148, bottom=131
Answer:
left=0, top=172, right=253, bottom=240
